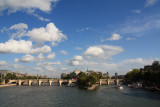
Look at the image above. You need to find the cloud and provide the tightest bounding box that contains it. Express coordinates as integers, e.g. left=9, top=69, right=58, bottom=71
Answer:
left=76, top=27, right=92, bottom=32
left=120, top=58, right=153, bottom=65
left=15, top=52, right=56, bottom=63
left=1, top=23, right=28, bottom=39
left=31, top=13, right=50, bottom=22
left=83, top=45, right=124, bottom=60
left=117, top=15, right=160, bottom=35
left=37, top=53, right=45, bottom=61
left=36, top=61, right=61, bottom=67
left=0, top=0, right=58, bottom=13
left=60, top=67, right=68, bottom=71
left=145, top=0, right=158, bottom=7
left=36, top=61, right=62, bottom=72
left=13, top=64, right=24, bottom=69
left=60, top=50, right=68, bottom=55
left=0, top=61, right=7, bottom=65
left=15, top=54, right=35, bottom=62
left=126, top=37, right=136, bottom=40
left=84, top=47, right=104, bottom=57
left=75, top=47, right=82, bottom=50
left=69, top=44, right=123, bottom=66
left=68, top=55, right=83, bottom=66
left=10, top=23, right=28, bottom=30
left=0, top=39, right=51, bottom=54
left=47, top=53, right=55, bottom=59
left=71, top=61, right=80, bottom=66
left=27, top=23, right=67, bottom=46
left=67, top=57, right=154, bottom=75
left=73, top=56, right=83, bottom=61
left=132, top=9, right=141, bottom=14
left=106, top=34, right=122, bottom=41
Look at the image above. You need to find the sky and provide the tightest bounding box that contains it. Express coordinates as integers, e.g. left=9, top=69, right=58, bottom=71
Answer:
left=0, top=0, right=160, bottom=77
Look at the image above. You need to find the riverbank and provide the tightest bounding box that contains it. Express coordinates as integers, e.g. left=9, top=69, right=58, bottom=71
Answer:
left=127, top=84, right=160, bottom=92
left=87, top=84, right=99, bottom=90
left=0, top=84, right=17, bottom=88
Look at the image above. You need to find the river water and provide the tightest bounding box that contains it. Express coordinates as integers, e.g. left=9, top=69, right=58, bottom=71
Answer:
left=0, top=84, right=160, bottom=107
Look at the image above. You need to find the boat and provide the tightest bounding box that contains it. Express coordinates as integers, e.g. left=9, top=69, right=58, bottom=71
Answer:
left=117, top=85, right=124, bottom=90
left=67, top=83, right=76, bottom=87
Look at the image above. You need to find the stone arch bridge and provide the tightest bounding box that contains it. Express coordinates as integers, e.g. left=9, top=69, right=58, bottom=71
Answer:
left=99, top=79, right=123, bottom=85
left=8, top=78, right=123, bottom=86
left=9, top=79, right=77, bottom=86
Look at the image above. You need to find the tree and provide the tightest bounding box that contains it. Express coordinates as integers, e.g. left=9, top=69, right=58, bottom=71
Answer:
left=6, top=73, right=17, bottom=80
left=0, top=79, right=2, bottom=84
left=86, top=75, right=97, bottom=86
left=5, top=77, right=9, bottom=83
left=77, top=72, right=88, bottom=87
left=125, top=69, right=142, bottom=83
left=77, top=72, right=99, bottom=88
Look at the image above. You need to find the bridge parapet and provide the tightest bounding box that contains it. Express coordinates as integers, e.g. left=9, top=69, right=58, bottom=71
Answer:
left=8, top=79, right=78, bottom=86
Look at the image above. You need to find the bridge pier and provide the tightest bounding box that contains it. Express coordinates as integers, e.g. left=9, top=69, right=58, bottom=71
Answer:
left=38, top=80, right=42, bottom=86
left=28, top=80, right=32, bottom=86
left=107, top=79, right=110, bottom=85
left=49, top=80, right=52, bottom=86
left=59, top=79, right=62, bottom=86
left=68, top=79, right=72, bottom=85
left=18, top=80, right=22, bottom=86
left=99, top=80, right=102, bottom=85
left=115, top=79, right=119, bottom=85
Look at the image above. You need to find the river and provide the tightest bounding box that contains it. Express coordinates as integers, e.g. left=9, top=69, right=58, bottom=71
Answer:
left=0, top=84, right=160, bottom=107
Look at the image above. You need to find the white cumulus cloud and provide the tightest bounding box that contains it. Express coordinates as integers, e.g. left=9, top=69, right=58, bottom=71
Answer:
left=27, top=23, right=67, bottom=46
left=71, top=61, right=80, bottom=66
left=84, top=47, right=104, bottom=57
left=69, top=55, right=83, bottom=66
left=15, top=54, right=35, bottom=62
left=73, top=55, right=83, bottom=61
left=0, top=61, right=7, bottom=65
left=15, top=52, right=56, bottom=63
left=47, top=53, right=55, bottom=59
left=60, top=50, right=68, bottom=55
left=107, top=33, right=122, bottom=41
left=0, top=39, right=51, bottom=54
left=84, top=45, right=124, bottom=60
left=13, top=64, right=24, bottom=69
left=0, top=0, right=58, bottom=13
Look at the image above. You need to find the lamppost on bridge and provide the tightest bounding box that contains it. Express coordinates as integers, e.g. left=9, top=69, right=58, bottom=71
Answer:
left=115, top=72, right=118, bottom=79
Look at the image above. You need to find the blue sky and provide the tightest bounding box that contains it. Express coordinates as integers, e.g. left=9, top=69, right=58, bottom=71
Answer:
left=0, top=0, right=160, bottom=77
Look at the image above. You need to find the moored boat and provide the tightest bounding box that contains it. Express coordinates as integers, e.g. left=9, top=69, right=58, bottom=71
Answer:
left=117, top=85, right=124, bottom=90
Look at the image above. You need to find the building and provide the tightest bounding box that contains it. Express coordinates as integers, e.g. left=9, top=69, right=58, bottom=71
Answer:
left=61, top=73, right=67, bottom=79
left=0, top=70, right=12, bottom=77
left=140, top=61, right=160, bottom=72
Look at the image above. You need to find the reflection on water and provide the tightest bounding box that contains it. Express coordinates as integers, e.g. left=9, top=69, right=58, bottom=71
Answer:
left=0, top=85, right=160, bottom=107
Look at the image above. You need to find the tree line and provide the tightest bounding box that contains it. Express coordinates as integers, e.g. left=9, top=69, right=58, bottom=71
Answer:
left=125, top=69, right=160, bottom=86
left=0, top=73, right=46, bottom=84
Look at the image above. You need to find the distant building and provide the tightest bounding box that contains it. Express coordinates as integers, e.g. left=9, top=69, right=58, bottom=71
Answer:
left=111, top=75, right=125, bottom=79
left=0, top=70, right=12, bottom=77
left=73, top=70, right=81, bottom=75
left=61, top=73, right=67, bottom=79
left=140, top=61, right=160, bottom=72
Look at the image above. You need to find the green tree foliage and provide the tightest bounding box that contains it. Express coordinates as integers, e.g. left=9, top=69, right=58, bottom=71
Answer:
left=6, top=73, right=17, bottom=80
left=125, top=68, right=160, bottom=86
left=5, top=77, right=9, bottom=83
left=62, top=74, right=72, bottom=79
left=0, top=79, right=2, bottom=84
left=125, top=69, right=142, bottom=83
left=77, top=72, right=88, bottom=87
left=87, top=75, right=97, bottom=86
left=77, top=72, right=99, bottom=88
